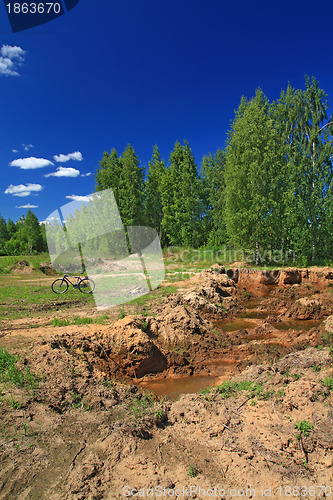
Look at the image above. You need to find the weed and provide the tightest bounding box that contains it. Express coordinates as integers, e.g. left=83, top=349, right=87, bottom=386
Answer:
left=188, top=464, right=201, bottom=477
left=0, top=349, right=39, bottom=389
left=7, top=394, right=22, bottom=409
left=51, top=318, right=70, bottom=327
left=215, top=380, right=254, bottom=398
left=141, top=320, right=149, bottom=333
left=294, top=420, right=313, bottom=437
left=118, top=306, right=125, bottom=319
left=322, top=331, right=333, bottom=345
left=312, top=364, right=320, bottom=372
left=276, top=389, right=285, bottom=398
left=321, top=377, right=333, bottom=391
left=155, top=409, right=164, bottom=422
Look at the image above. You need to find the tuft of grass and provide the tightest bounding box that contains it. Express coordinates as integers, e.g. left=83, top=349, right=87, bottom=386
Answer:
left=51, top=315, right=108, bottom=327
left=321, top=377, right=333, bottom=391
left=215, top=380, right=256, bottom=398
left=0, top=349, right=39, bottom=390
left=72, top=316, right=94, bottom=325
left=294, top=420, right=313, bottom=437
left=51, top=318, right=70, bottom=327
left=118, top=306, right=125, bottom=319
left=322, top=331, right=333, bottom=345
left=188, top=464, right=201, bottom=477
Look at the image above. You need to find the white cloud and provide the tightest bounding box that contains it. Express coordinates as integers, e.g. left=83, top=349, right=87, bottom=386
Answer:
left=10, top=157, right=53, bottom=169
left=44, top=166, right=80, bottom=178
left=65, top=195, right=93, bottom=202
left=81, top=172, right=92, bottom=177
left=5, top=183, right=43, bottom=197
left=54, top=151, right=83, bottom=162
left=16, top=204, right=38, bottom=209
left=0, top=45, right=26, bottom=76
left=23, top=144, right=34, bottom=151
left=12, top=149, right=18, bottom=153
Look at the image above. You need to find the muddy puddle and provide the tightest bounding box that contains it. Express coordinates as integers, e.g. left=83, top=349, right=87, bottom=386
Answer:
left=136, top=283, right=324, bottom=398
left=273, top=319, right=322, bottom=331
left=240, top=310, right=279, bottom=319
left=136, top=374, right=224, bottom=399
left=214, top=317, right=258, bottom=332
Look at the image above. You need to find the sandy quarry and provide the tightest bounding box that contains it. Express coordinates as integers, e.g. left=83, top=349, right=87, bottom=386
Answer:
left=0, top=266, right=333, bottom=499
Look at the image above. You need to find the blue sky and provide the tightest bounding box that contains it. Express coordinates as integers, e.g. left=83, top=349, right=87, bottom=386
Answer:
left=1, top=0, right=333, bottom=222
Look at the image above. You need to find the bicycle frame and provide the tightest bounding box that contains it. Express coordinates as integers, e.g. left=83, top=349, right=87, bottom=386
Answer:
left=62, top=273, right=84, bottom=288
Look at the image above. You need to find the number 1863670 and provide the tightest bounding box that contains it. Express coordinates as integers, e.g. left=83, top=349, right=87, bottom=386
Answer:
left=6, top=3, right=62, bottom=14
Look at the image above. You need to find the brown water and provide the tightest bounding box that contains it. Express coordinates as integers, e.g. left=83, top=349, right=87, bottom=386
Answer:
left=136, top=287, right=321, bottom=398
left=214, top=317, right=258, bottom=332
left=136, top=374, right=224, bottom=399
left=274, top=319, right=322, bottom=331
left=240, top=309, right=279, bottom=319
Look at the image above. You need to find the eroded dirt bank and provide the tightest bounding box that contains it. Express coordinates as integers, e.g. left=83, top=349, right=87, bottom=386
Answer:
left=1, top=266, right=333, bottom=498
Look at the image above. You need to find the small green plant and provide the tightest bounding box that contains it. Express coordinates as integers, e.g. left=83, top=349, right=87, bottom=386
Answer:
left=0, top=349, right=39, bottom=389
left=321, top=377, right=333, bottom=391
left=294, top=420, right=313, bottom=437
left=312, top=364, right=320, bottom=372
left=118, top=306, right=125, bottom=319
left=7, top=394, right=22, bottom=409
left=72, top=316, right=94, bottom=325
left=141, top=320, right=149, bottom=333
left=322, top=331, right=333, bottom=345
left=155, top=409, right=164, bottom=422
left=276, top=389, right=285, bottom=398
left=188, top=464, right=201, bottom=478
left=51, top=318, right=70, bottom=327
left=215, top=380, right=254, bottom=398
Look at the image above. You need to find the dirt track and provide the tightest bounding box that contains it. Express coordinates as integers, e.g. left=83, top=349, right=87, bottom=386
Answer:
left=1, top=266, right=333, bottom=499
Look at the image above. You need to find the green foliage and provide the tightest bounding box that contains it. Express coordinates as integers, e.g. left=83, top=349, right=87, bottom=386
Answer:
left=95, top=144, right=144, bottom=227
left=160, top=141, right=204, bottom=247
left=188, top=464, right=201, bottom=477
left=144, top=145, right=166, bottom=242
left=0, top=211, right=46, bottom=256
left=321, top=377, right=333, bottom=391
left=294, top=420, right=314, bottom=436
left=0, top=349, right=39, bottom=389
left=215, top=380, right=254, bottom=398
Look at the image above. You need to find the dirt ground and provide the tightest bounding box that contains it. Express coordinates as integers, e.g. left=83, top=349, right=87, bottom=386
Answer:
left=0, top=266, right=333, bottom=499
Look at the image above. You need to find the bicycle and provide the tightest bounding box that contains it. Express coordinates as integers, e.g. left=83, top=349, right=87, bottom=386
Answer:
left=51, top=273, right=95, bottom=294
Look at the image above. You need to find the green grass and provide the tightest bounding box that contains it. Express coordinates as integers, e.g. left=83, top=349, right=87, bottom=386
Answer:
left=321, top=377, right=333, bottom=391
left=215, top=380, right=256, bottom=398
left=294, top=420, right=313, bottom=436
left=0, top=274, right=95, bottom=321
left=0, top=348, right=39, bottom=390
left=188, top=464, right=201, bottom=477
left=0, top=253, right=50, bottom=274
left=51, top=315, right=108, bottom=327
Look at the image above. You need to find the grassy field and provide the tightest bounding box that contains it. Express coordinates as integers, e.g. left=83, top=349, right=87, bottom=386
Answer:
left=1, top=248, right=323, bottom=324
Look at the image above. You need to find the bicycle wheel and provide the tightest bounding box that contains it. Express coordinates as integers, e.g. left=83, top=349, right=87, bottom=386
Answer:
left=51, top=278, right=69, bottom=294
left=78, top=277, right=95, bottom=294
